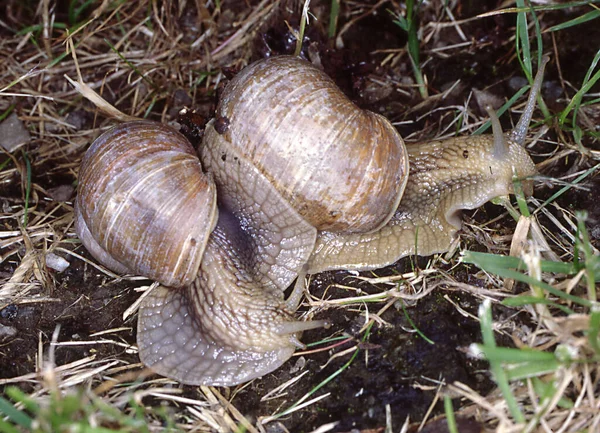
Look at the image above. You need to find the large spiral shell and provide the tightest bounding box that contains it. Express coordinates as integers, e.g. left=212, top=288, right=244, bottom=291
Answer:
left=204, top=55, right=409, bottom=233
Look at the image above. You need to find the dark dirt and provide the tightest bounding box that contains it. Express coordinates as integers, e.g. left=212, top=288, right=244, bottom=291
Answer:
left=1, top=0, right=599, bottom=432
left=0, top=255, right=140, bottom=382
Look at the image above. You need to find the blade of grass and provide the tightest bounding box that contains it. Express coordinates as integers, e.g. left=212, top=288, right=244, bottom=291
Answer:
left=547, top=9, right=600, bottom=32
left=0, top=418, right=21, bottom=433
left=294, top=0, right=311, bottom=56
left=104, top=38, right=157, bottom=89
left=502, top=295, right=575, bottom=315
left=513, top=178, right=531, bottom=217
left=391, top=1, right=427, bottom=99
left=463, top=251, right=592, bottom=307
left=515, top=0, right=532, bottom=81
left=0, top=104, right=15, bottom=122
left=478, top=346, right=556, bottom=363
left=16, top=22, right=67, bottom=36
left=328, top=0, right=340, bottom=39
left=576, top=212, right=598, bottom=299
left=473, top=86, right=528, bottom=135
left=399, top=300, right=434, bottom=344
left=559, top=49, right=600, bottom=127
left=21, top=149, right=31, bottom=227
left=531, top=377, right=574, bottom=409
left=478, top=300, right=526, bottom=423
left=443, top=396, right=458, bottom=433
left=4, top=388, right=39, bottom=416
left=535, top=163, right=600, bottom=212
left=527, top=2, right=551, bottom=118
left=0, top=397, right=33, bottom=429
left=504, top=359, right=561, bottom=381
left=269, top=321, right=375, bottom=421
left=463, top=251, right=575, bottom=274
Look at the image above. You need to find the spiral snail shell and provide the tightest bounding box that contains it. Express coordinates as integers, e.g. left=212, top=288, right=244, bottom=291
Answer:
left=75, top=55, right=547, bottom=386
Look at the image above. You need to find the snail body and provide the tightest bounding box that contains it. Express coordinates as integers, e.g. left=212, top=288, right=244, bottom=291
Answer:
left=308, top=134, right=537, bottom=273
left=75, top=55, right=547, bottom=386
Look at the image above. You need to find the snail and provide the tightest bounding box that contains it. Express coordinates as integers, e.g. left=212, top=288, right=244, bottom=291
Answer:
left=75, top=55, right=548, bottom=386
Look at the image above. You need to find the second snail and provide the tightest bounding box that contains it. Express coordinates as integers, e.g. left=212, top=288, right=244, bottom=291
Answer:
left=75, top=55, right=547, bottom=386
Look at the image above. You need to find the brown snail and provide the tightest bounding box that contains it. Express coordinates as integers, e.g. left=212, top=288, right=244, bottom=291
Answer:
left=75, top=55, right=547, bottom=386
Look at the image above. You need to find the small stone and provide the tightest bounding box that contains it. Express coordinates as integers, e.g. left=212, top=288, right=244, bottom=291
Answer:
left=46, top=252, right=70, bottom=272
left=508, top=75, right=528, bottom=92
left=473, top=88, right=503, bottom=113
left=289, top=356, right=306, bottom=373
left=0, top=112, right=31, bottom=152
left=0, top=305, right=18, bottom=319
left=46, top=184, right=74, bottom=202
left=0, top=324, right=17, bottom=341
left=65, top=110, right=88, bottom=130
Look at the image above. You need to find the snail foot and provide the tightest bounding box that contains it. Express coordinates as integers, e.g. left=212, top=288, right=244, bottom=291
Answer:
left=137, top=285, right=296, bottom=386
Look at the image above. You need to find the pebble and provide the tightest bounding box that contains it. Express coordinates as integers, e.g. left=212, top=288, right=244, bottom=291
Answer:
left=46, top=252, right=70, bottom=272
left=0, top=112, right=31, bottom=152
left=0, top=324, right=17, bottom=341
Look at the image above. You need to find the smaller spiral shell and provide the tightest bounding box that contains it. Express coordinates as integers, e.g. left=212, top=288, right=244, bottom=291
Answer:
left=75, top=120, right=217, bottom=288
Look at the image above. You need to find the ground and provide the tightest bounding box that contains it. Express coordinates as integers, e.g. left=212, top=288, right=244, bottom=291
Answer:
left=1, top=1, right=599, bottom=432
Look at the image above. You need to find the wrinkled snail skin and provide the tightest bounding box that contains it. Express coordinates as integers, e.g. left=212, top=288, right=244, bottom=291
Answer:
left=76, top=55, right=548, bottom=386
left=135, top=55, right=410, bottom=385
left=307, top=135, right=537, bottom=273
left=138, top=224, right=310, bottom=386
left=138, top=125, right=324, bottom=386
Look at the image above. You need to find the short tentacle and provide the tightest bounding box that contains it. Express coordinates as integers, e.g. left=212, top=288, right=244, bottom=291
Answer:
left=484, top=104, right=508, bottom=159
left=275, top=319, right=330, bottom=338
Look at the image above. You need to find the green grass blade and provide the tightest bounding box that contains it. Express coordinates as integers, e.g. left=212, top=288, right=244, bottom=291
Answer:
left=535, top=163, right=600, bottom=212
left=328, top=0, right=340, bottom=39
left=4, top=388, right=39, bottom=416
left=479, top=300, right=526, bottom=423
left=515, top=0, right=532, bottom=81
left=473, top=86, right=528, bottom=135
left=271, top=322, right=375, bottom=420
left=463, top=251, right=575, bottom=274
left=588, top=306, right=600, bottom=355
left=502, top=295, right=575, bottom=315
left=104, top=38, right=156, bottom=89
left=0, top=105, right=15, bottom=122
left=532, top=377, right=574, bottom=409
left=399, top=300, right=435, bottom=345
left=443, top=396, right=458, bottom=433
left=478, top=346, right=556, bottom=363
left=0, top=397, right=33, bottom=429
left=559, top=49, right=600, bottom=127
left=463, top=251, right=591, bottom=307
left=0, top=418, right=21, bottom=433
left=504, top=359, right=561, bottom=381
left=547, top=9, right=600, bottom=32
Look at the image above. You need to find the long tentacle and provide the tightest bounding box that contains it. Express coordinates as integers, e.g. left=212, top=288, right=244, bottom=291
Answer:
left=510, top=55, right=550, bottom=145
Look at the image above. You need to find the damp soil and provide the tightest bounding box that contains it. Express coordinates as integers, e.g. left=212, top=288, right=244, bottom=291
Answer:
left=1, top=1, right=599, bottom=432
